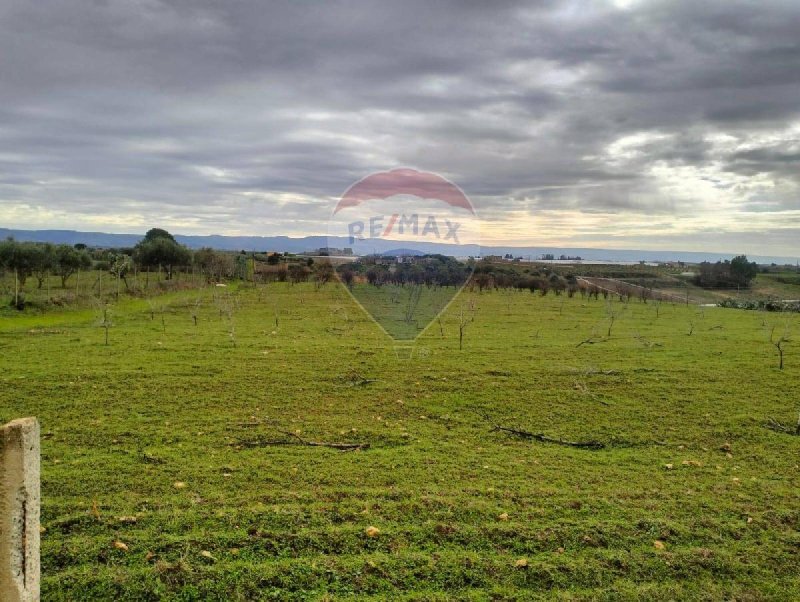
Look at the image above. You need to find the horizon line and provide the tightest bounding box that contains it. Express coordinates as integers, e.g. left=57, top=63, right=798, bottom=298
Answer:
left=1, top=226, right=798, bottom=264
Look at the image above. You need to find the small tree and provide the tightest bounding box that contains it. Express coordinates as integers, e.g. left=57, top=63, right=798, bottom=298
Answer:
left=0, top=239, right=40, bottom=287
left=55, top=244, right=92, bottom=288
left=458, top=304, right=474, bottom=350
left=101, top=303, right=112, bottom=346
left=287, top=263, right=310, bottom=285
left=313, top=262, right=334, bottom=289
left=194, top=248, right=235, bottom=282
left=770, top=323, right=791, bottom=370
left=605, top=301, right=620, bottom=337
left=109, top=253, right=133, bottom=296
left=473, top=272, right=492, bottom=292
left=339, top=267, right=355, bottom=290
left=143, top=228, right=176, bottom=243
left=32, top=243, right=57, bottom=289
left=134, top=230, right=191, bottom=280
left=730, top=255, right=759, bottom=287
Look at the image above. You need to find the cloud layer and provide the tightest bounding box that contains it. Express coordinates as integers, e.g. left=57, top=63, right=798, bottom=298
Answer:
left=0, top=0, right=799, bottom=256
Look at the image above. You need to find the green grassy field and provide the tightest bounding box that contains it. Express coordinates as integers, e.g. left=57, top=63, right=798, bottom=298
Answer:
left=345, top=283, right=465, bottom=341
left=1, top=280, right=799, bottom=600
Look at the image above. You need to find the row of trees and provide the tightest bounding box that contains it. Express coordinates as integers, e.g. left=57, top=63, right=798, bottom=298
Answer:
left=0, top=239, right=93, bottom=308
left=1, top=229, right=320, bottom=307
left=470, top=262, right=585, bottom=296
left=695, top=255, right=758, bottom=289
left=329, top=255, right=597, bottom=297
left=337, top=255, right=472, bottom=289
left=6, top=229, right=761, bottom=302
left=0, top=229, right=238, bottom=306
left=0, top=239, right=92, bottom=288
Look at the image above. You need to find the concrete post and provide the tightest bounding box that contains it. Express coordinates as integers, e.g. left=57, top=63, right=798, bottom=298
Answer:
left=0, top=418, right=40, bottom=602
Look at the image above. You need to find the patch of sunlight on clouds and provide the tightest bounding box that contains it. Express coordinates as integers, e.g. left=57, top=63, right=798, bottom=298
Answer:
left=505, top=59, right=587, bottom=90
left=192, top=165, right=239, bottom=182
left=478, top=200, right=800, bottom=249
left=648, top=162, right=774, bottom=210
left=479, top=209, right=674, bottom=247
left=604, top=131, right=673, bottom=165
left=0, top=201, right=147, bottom=232
left=612, top=0, right=645, bottom=10
left=121, top=138, right=187, bottom=154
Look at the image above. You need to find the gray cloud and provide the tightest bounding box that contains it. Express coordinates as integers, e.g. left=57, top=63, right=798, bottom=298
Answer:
left=0, top=0, right=799, bottom=255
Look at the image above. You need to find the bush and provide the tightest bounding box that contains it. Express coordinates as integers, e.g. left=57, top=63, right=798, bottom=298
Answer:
left=717, top=298, right=800, bottom=312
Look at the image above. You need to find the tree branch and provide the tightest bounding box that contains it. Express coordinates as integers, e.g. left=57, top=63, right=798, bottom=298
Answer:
left=235, top=431, right=370, bottom=451
left=470, top=408, right=606, bottom=450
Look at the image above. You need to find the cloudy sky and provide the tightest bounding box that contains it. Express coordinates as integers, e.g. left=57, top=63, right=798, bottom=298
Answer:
left=1, top=0, right=799, bottom=256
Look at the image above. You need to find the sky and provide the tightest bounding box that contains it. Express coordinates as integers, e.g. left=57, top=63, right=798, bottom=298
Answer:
left=0, top=0, right=799, bottom=257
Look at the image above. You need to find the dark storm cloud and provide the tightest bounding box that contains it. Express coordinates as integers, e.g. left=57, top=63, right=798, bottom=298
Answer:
left=0, top=0, right=798, bottom=254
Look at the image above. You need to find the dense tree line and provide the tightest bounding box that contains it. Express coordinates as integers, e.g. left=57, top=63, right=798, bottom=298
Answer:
left=694, top=255, right=758, bottom=289
left=0, top=239, right=92, bottom=288
left=0, top=229, right=250, bottom=307
left=470, top=262, right=587, bottom=296
left=337, top=255, right=471, bottom=288
left=332, top=255, right=598, bottom=297
left=0, top=239, right=93, bottom=307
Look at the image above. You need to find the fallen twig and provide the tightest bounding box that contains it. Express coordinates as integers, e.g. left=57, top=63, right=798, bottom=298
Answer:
left=634, top=334, right=663, bottom=348
left=766, top=416, right=800, bottom=436
left=339, top=371, right=381, bottom=387
left=490, top=424, right=606, bottom=449
left=572, top=380, right=611, bottom=406
left=235, top=431, right=370, bottom=451
left=470, top=409, right=606, bottom=450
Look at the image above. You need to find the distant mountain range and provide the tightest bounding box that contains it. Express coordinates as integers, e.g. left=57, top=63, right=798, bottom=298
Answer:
left=1, top=227, right=797, bottom=265
left=380, top=248, right=427, bottom=257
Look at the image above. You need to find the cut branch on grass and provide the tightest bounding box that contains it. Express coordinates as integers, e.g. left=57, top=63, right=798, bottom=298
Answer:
left=471, top=409, right=606, bottom=450
left=572, top=379, right=611, bottom=406
left=341, top=371, right=381, bottom=387
left=576, top=336, right=601, bottom=348
left=576, top=322, right=606, bottom=348
left=766, top=415, right=800, bottom=436
left=491, top=424, right=606, bottom=449
left=634, top=333, right=663, bottom=348
left=235, top=431, right=370, bottom=451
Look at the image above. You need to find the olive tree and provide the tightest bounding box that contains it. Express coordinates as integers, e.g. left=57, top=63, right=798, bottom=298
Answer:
left=55, top=244, right=92, bottom=288
left=134, top=229, right=191, bottom=279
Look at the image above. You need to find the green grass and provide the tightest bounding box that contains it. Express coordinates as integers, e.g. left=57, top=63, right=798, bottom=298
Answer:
left=1, top=282, right=799, bottom=600
left=344, top=283, right=464, bottom=341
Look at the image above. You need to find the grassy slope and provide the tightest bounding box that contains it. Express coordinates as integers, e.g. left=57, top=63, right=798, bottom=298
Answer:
left=0, top=282, right=798, bottom=601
